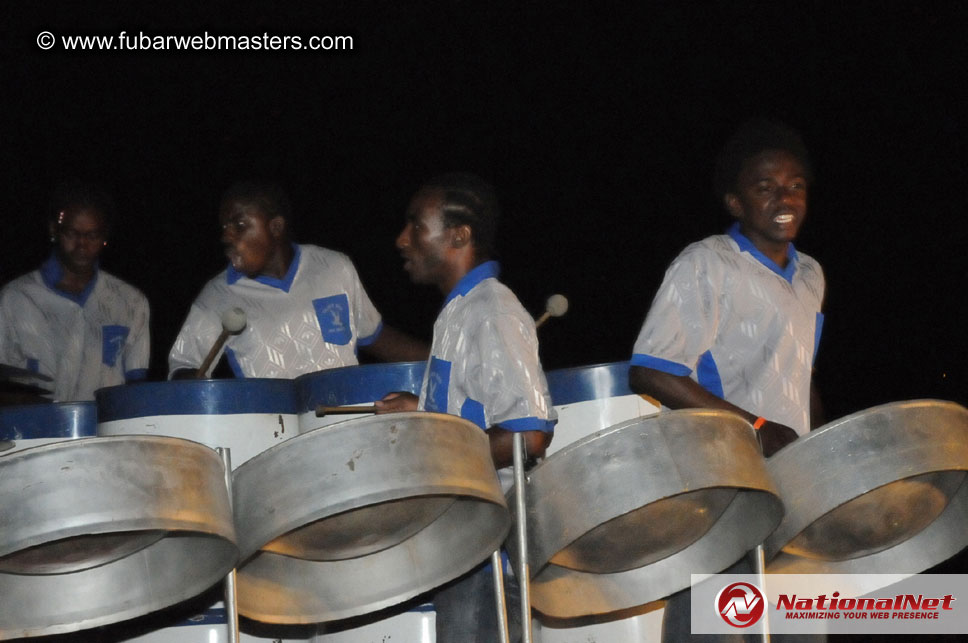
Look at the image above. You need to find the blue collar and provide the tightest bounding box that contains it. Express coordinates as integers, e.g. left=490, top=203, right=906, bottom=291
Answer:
left=727, top=223, right=798, bottom=284
left=40, top=254, right=98, bottom=306
left=443, top=260, right=500, bottom=307
left=226, top=243, right=301, bottom=293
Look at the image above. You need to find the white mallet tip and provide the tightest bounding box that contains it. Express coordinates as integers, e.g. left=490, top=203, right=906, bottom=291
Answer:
left=546, top=294, right=569, bottom=317
left=221, top=307, right=247, bottom=333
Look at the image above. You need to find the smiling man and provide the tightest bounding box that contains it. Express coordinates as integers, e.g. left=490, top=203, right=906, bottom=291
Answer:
left=630, top=120, right=826, bottom=642
left=630, top=119, right=825, bottom=458
left=168, top=181, right=425, bottom=379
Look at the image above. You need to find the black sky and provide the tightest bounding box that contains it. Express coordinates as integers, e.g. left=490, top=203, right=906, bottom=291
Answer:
left=2, top=2, right=966, bottom=422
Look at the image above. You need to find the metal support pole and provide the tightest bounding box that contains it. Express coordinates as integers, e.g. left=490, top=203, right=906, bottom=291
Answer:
left=491, top=549, right=511, bottom=643
left=753, top=544, right=770, bottom=643
left=512, top=431, right=533, bottom=643
left=218, top=447, right=240, bottom=643
left=752, top=423, right=771, bottom=643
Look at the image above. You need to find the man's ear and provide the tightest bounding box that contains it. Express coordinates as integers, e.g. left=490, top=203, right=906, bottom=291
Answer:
left=450, top=223, right=472, bottom=248
left=724, top=193, right=742, bottom=219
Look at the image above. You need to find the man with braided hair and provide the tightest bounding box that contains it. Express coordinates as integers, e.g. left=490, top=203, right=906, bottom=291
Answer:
left=377, top=172, right=555, bottom=643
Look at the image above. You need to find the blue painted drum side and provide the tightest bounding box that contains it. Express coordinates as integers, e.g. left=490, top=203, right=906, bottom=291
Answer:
left=95, top=379, right=299, bottom=421
left=545, top=361, right=633, bottom=406
left=296, top=361, right=427, bottom=410
left=0, top=402, right=97, bottom=440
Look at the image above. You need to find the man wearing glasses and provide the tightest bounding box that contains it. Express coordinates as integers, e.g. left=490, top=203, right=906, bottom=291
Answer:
left=0, top=181, right=150, bottom=401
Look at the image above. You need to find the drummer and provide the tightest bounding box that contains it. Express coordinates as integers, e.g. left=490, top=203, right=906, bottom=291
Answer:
left=0, top=181, right=150, bottom=402
left=168, top=181, right=427, bottom=378
left=375, top=173, right=556, bottom=643
left=630, top=119, right=826, bottom=643
left=629, top=118, right=825, bottom=457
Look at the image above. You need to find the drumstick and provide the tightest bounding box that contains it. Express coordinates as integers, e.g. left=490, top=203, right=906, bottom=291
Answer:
left=315, top=405, right=379, bottom=417
left=195, top=308, right=247, bottom=379
left=534, top=294, right=569, bottom=329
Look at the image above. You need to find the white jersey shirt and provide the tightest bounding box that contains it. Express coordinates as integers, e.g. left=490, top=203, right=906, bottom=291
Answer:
left=419, top=261, right=556, bottom=442
left=169, top=244, right=382, bottom=379
left=632, top=224, right=825, bottom=435
left=0, top=256, right=150, bottom=401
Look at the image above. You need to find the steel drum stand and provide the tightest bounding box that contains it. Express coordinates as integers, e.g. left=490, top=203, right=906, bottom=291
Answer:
left=218, top=447, right=241, bottom=643
left=751, top=544, right=770, bottom=643
left=752, top=433, right=771, bottom=643
left=491, top=431, right=534, bottom=643
left=491, top=550, right=511, bottom=642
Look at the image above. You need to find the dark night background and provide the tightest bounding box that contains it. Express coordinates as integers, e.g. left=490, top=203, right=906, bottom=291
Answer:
left=2, top=3, right=965, bottom=421
left=1, top=3, right=968, bottom=641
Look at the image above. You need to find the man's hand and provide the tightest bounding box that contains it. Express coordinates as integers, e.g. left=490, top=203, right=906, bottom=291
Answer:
left=758, top=421, right=799, bottom=457
left=374, top=391, right=419, bottom=413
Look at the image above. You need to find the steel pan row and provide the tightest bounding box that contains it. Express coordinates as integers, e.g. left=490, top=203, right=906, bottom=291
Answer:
left=3, top=362, right=968, bottom=643
left=517, top=364, right=968, bottom=642
left=0, top=363, right=470, bottom=642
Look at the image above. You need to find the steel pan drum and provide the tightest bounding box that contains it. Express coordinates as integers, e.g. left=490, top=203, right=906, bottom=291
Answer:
left=507, top=409, right=784, bottom=619
left=765, top=399, right=968, bottom=576
left=295, top=361, right=426, bottom=433
left=0, top=401, right=96, bottom=455
left=233, top=411, right=509, bottom=624
left=96, top=379, right=300, bottom=468
left=296, top=362, right=438, bottom=640
left=527, top=362, right=665, bottom=639
left=0, top=436, right=238, bottom=638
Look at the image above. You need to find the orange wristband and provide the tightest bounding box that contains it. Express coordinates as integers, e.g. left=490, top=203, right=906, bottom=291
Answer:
left=752, top=417, right=767, bottom=430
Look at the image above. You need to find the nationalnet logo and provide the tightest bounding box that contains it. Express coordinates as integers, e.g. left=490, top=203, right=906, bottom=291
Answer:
left=694, top=574, right=968, bottom=635
left=716, top=582, right=766, bottom=627
left=774, top=591, right=955, bottom=621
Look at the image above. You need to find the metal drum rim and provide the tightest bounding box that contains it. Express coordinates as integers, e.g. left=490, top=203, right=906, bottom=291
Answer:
left=231, top=411, right=511, bottom=623
left=766, top=468, right=968, bottom=579
left=528, top=489, right=784, bottom=618
left=767, top=398, right=968, bottom=458
left=0, top=435, right=239, bottom=637
left=0, top=435, right=236, bottom=557
left=509, top=409, right=785, bottom=617
left=0, top=401, right=97, bottom=442
left=530, top=407, right=751, bottom=471
left=233, top=411, right=507, bottom=558
left=236, top=500, right=511, bottom=623
left=763, top=398, right=968, bottom=562
left=95, top=378, right=301, bottom=420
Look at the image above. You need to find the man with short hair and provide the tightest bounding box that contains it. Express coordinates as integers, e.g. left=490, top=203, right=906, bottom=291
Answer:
left=630, top=119, right=824, bottom=456
left=169, top=181, right=426, bottom=378
left=376, top=172, right=555, bottom=642
left=0, top=181, right=150, bottom=401
left=630, top=119, right=826, bottom=641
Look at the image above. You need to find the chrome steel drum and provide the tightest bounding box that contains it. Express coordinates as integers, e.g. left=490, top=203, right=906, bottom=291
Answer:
left=0, top=436, right=238, bottom=638
left=507, top=409, right=784, bottom=618
left=537, top=362, right=664, bottom=638
left=233, top=411, right=509, bottom=624
left=296, top=362, right=439, bottom=640
left=0, top=401, right=96, bottom=455
left=295, top=361, right=426, bottom=433
left=96, top=379, right=300, bottom=468
left=765, top=399, right=968, bottom=576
